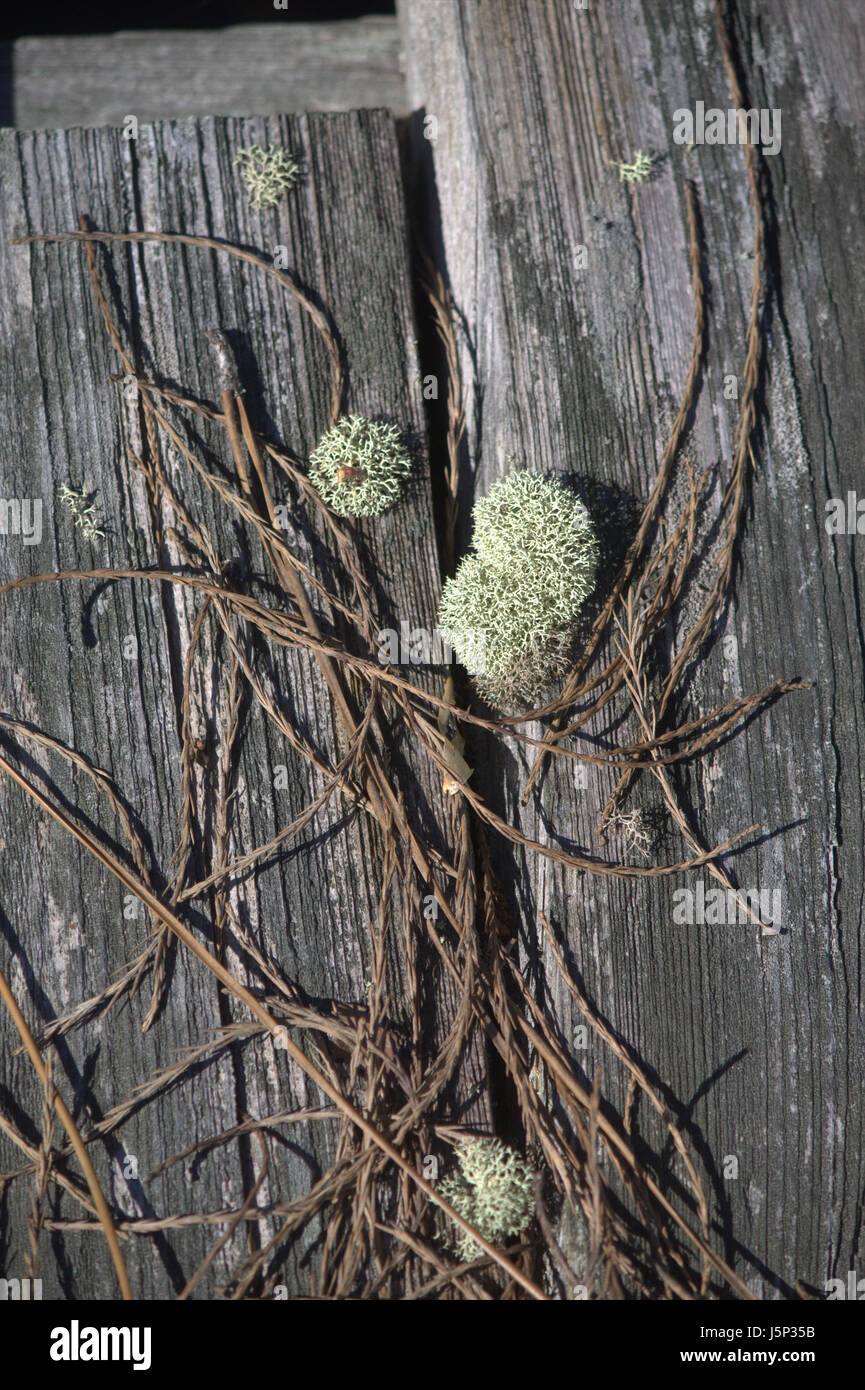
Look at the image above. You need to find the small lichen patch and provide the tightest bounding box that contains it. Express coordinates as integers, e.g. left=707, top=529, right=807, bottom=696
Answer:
left=439, top=1136, right=536, bottom=1262
left=58, top=483, right=105, bottom=541
left=308, top=415, right=412, bottom=517
left=611, top=149, right=654, bottom=184
left=233, top=144, right=300, bottom=209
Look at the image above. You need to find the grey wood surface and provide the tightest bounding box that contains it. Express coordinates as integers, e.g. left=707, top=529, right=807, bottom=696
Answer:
left=0, top=110, right=489, bottom=1298
left=1, top=20, right=406, bottom=130
left=400, top=0, right=865, bottom=1298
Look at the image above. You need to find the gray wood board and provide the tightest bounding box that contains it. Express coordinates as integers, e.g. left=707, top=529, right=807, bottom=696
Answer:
left=400, top=0, right=865, bottom=1297
left=0, top=110, right=489, bottom=1299
left=1, top=20, right=407, bottom=130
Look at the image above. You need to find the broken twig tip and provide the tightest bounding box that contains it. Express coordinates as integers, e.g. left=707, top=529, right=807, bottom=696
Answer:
left=206, top=327, right=242, bottom=394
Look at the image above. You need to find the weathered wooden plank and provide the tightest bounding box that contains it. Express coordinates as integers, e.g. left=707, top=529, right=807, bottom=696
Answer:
left=5, top=20, right=406, bottom=130
left=401, top=0, right=865, bottom=1297
left=0, top=110, right=489, bottom=1299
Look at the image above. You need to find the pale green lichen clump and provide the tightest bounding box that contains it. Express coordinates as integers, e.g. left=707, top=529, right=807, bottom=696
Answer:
left=439, top=1137, right=535, bottom=1262
left=233, top=145, right=299, bottom=209
left=611, top=149, right=654, bottom=184
left=438, top=471, right=598, bottom=707
left=58, top=483, right=105, bottom=542
left=308, top=415, right=412, bottom=517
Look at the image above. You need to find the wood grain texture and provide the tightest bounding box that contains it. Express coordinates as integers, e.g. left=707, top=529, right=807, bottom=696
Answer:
left=5, top=20, right=406, bottom=130
left=400, top=0, right=865, bottom=1297
left=0, top=110, right=489, bottom=1299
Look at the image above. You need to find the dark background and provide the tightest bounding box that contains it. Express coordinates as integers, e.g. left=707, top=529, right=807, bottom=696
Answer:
left=0, top=1, right=393, bottom=42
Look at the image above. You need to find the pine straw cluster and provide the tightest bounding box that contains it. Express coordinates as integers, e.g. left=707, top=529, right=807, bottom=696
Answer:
left=0, top=1, right=813, bottom=1302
